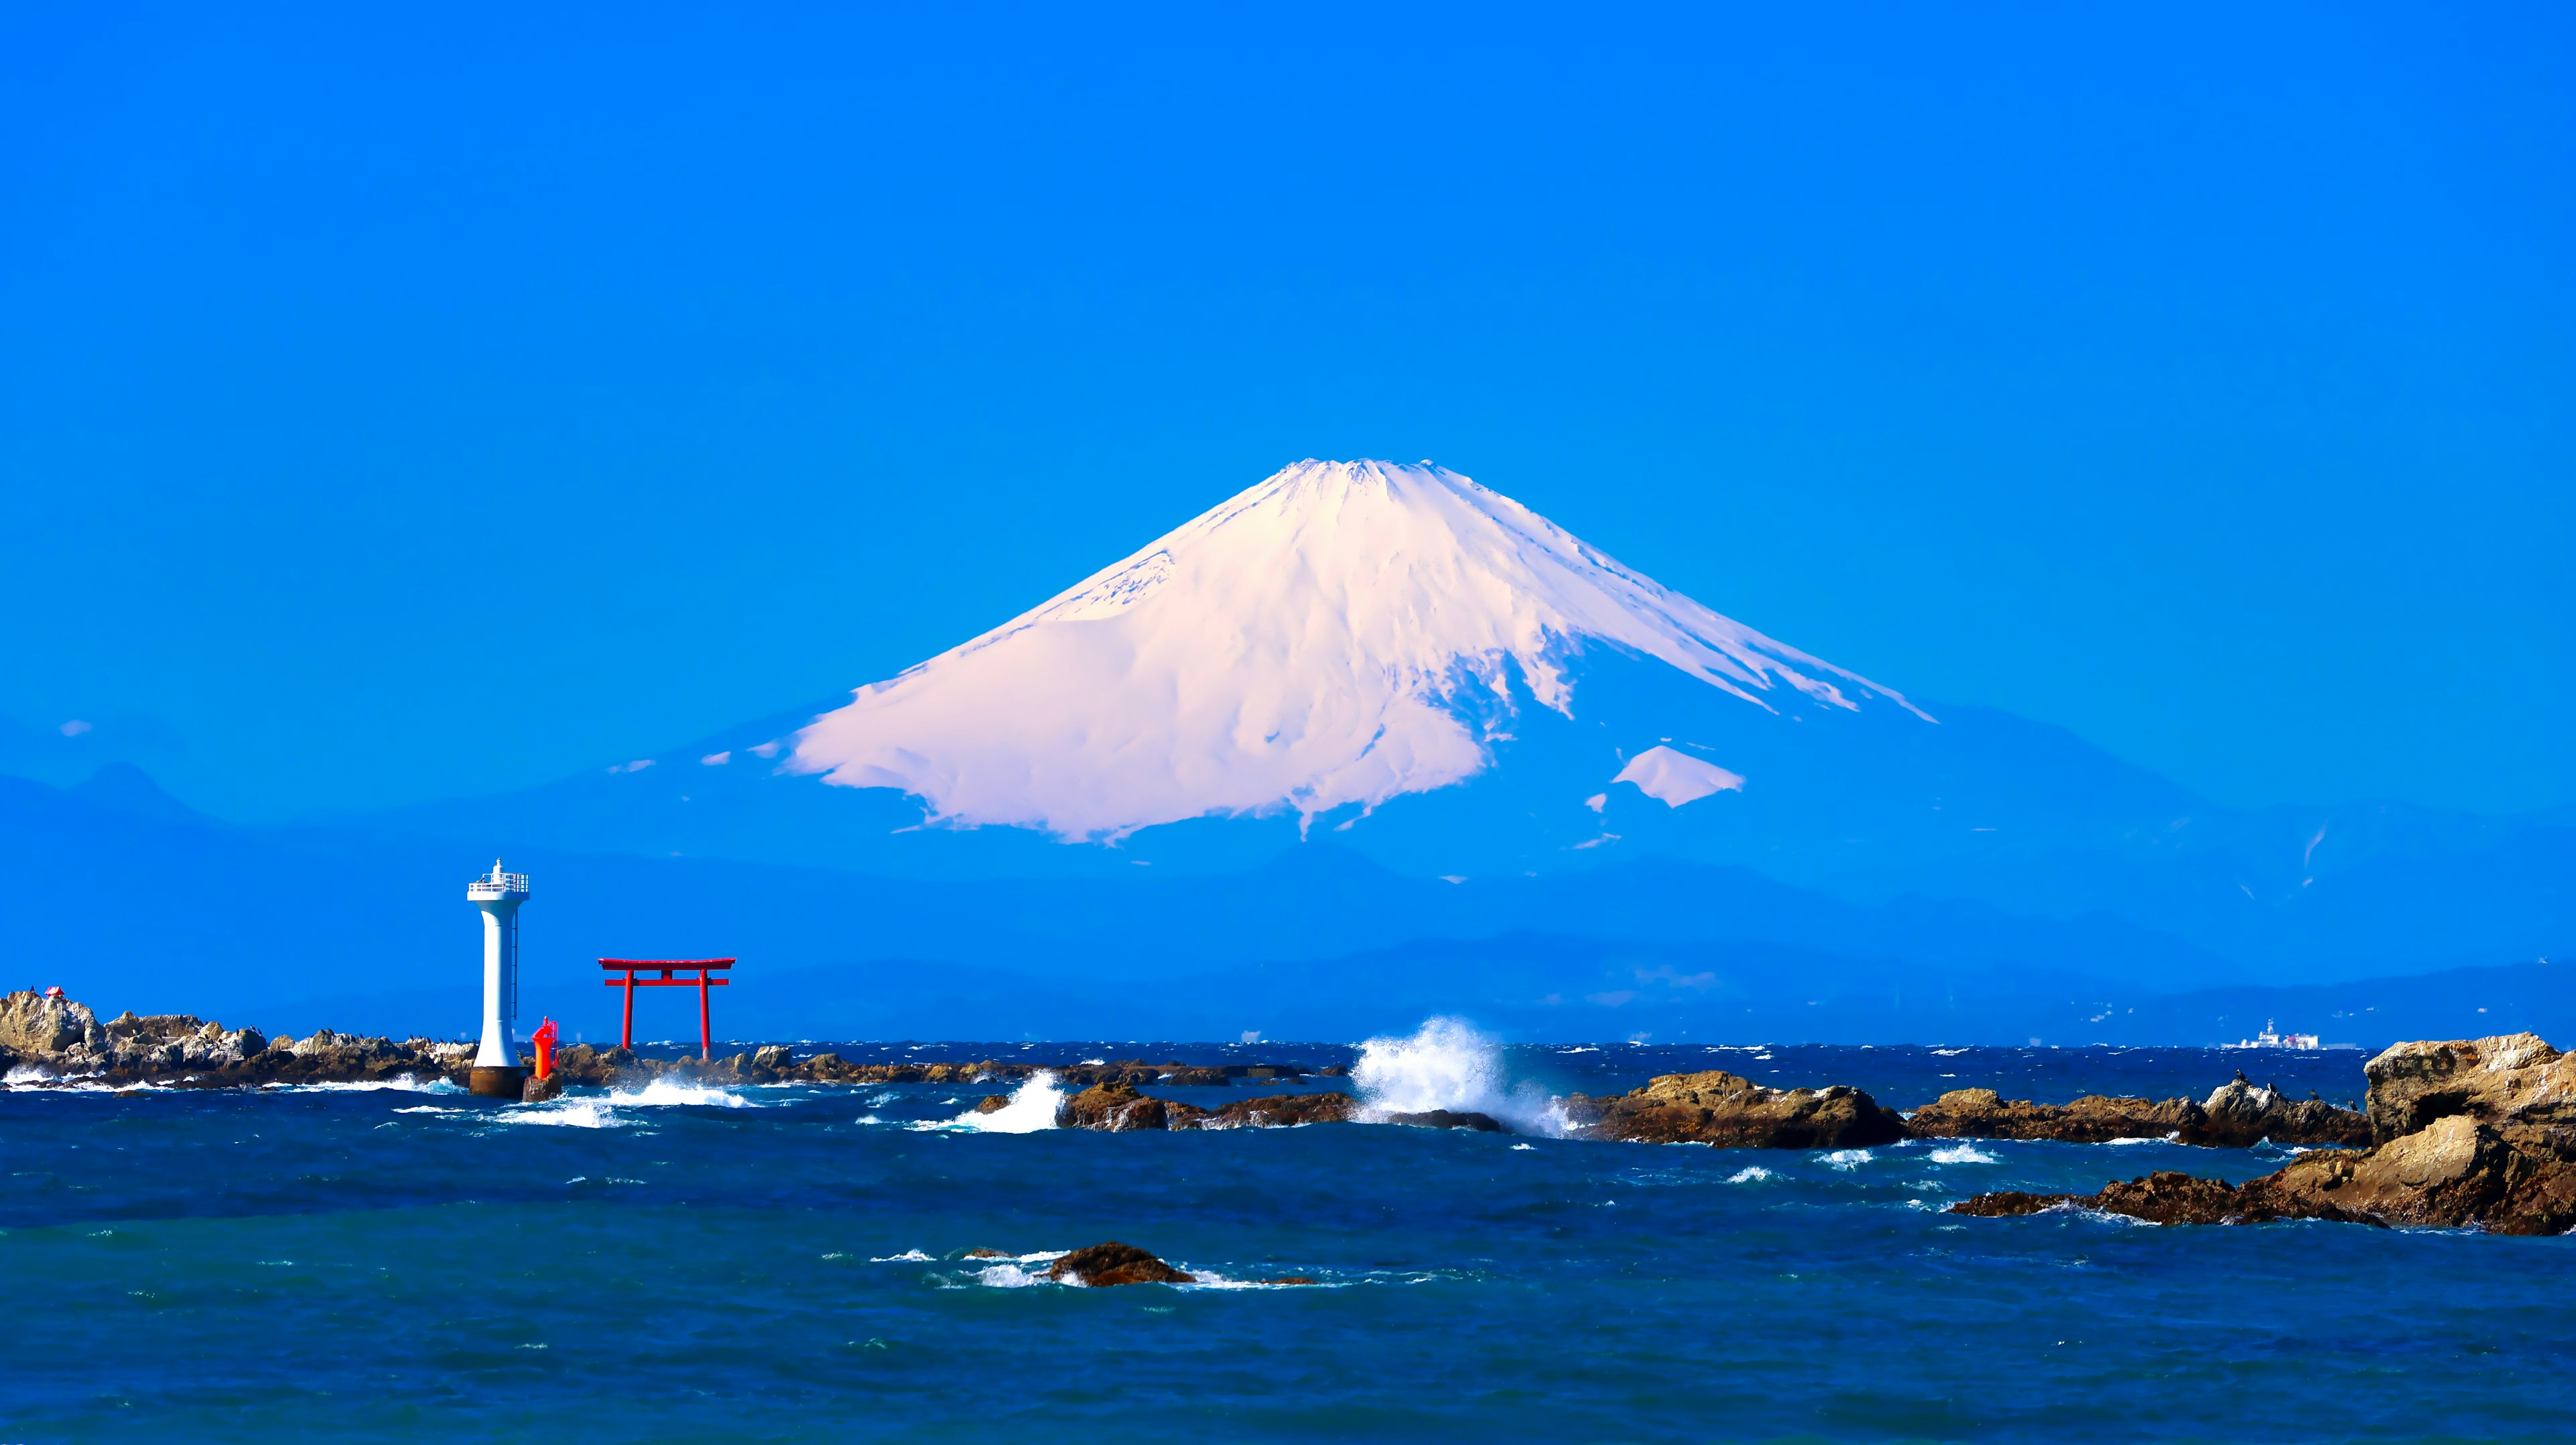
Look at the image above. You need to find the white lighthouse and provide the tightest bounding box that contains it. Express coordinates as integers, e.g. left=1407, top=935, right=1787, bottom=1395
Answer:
left=466, top=859, right=531, bottom=1098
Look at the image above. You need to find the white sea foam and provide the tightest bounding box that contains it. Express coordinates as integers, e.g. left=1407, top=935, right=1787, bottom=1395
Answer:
left=1351, top=1017, right=1568, bottom=1136
left=975, top=1262, right=1054, bottom=1287
left=2107, top=1133, right=2182, bottom=1145
left=257, top=1075, right=459, bottom=1093
left=602, top=1077, right=751, bottom=1109
left=871, top=1250, right=934, bottom=1262
left=500, top=1099, right=627, bottom=1128
left=392, top=1104, right=461, bottom=1116
left=925, top=1072, right=1063, bottom=1132
left=1821, top=1149, right=1874, bottom=1171
left=1727, top=1166, right=1774, bottom=1183
left=1927, top=1144, right=1998, bottom=1165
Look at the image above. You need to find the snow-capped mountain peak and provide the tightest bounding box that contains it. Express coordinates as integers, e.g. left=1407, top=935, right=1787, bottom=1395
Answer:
left=788, top=459, right=1917, bottom=838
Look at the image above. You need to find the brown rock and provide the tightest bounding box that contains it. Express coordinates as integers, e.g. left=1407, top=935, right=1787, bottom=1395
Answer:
left=963, top=1248, right=1012, bottom=1259
left=1058, top=1081, right=1210, bottom=1131
left=2184, top=1079, right=2372, bottom=1148
left=1263, top=1276, right=1320, bottom=1285
left=1954, top=1119, right=2576, bottom=1235
left=2364, top=1034, right=2576, bottom=1143
left=1907, top=1088, right=2200, bottom=1143
left=1201, top=1091, right=1357, bottom=1129
left=1905, top=1083, right=2368, bottom=1148
left=1046, top=1241, right=1194, bottom=1286
left=973, top=1094, right=1012, bottom=1113
left=1576, top=1070, right=1904, bottom=1149
left=0, top=989, right=101, bottom=1056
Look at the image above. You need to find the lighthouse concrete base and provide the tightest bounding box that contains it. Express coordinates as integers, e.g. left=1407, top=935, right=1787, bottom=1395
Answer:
left=468, top=1065, right=531, bottom=1100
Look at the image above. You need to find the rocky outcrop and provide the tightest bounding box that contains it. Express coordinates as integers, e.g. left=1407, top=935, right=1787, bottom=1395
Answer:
left=1904, top=1080, right=2368, bottom=1148
left=1956, top=1120, right=2576, bottom=1236
left=1907, top=1089, right=2200, bottom=1144
left=1058, top=1083, right=1382, bottom=1131
left=1568, top=1070, right=1904, bottom=1149
left=1059, top=1081, right=1201, bottom=1131
left=1955, top=1032, right=2576, bottom=1236
left=0, top=991, right=455, bottom=1087
left=1046, top=1242, right=1194, bottom=1286
left=1204, top=1091, right=1358, bottom=1128
left=2189, top=1079, right=2372, bottom=1148
left=1378, top=1108, right=1507, bottom=1132
left=2363, top=1033, right=2576, bottom=1142
left=0, top=990, right=103, bottom=1056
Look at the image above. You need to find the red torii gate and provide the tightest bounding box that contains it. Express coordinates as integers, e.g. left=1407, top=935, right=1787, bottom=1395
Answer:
left=600, top=958, right=733, bottom=1059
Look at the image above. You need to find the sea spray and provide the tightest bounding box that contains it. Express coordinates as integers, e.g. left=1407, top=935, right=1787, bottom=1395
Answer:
left=943, top=1071, right=1064, bottom=1133
left=1351, top=1018, right=1569, bottom=1136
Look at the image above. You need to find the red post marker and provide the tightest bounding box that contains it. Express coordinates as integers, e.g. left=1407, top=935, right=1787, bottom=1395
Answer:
left=531, top=1018, right=559, bottom=1079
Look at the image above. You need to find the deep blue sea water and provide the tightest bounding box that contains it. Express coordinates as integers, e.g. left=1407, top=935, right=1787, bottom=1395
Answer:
left=5, top=1041, right=2571, bottom=1444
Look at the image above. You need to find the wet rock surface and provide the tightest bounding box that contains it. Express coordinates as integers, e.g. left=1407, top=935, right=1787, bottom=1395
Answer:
left=1046, top=1242, right=1194, bottom=1286
left=1956, top=1033, right=2576, bottom=1235
left=1568, top=1070, right=1905, bottom=1149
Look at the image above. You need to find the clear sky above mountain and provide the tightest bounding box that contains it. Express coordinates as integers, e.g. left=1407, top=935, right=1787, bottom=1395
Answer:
left=2, top=4, right=2568, bottom=820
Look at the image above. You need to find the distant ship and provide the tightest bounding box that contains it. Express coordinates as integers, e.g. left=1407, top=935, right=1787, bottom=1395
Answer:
left=2231, top=1019, right=2321, bottom=1050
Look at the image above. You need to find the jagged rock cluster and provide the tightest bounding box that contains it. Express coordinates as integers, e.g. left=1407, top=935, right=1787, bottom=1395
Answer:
left=1907, top=1078, right=2370, bottom=1148
left=1566, top=1070, right=1905, bottom=1148
left=0, top=989, right=469, bottom=1088
left=1955, top=1033, right=2576, bottom=1235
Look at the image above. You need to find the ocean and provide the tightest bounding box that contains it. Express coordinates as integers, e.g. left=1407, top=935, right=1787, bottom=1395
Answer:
left=4, top=1034, right=2569, bottom=1444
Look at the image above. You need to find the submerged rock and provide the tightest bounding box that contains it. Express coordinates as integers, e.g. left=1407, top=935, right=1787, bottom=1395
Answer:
left=1570, top=1070, right=1904, bottom=1149
left=1379, top=1108, right=1507, bottom=1132
left=1046, top=1242, right=1194, bottom=1286
left=2364, top=1033, right=2576, bottom=1142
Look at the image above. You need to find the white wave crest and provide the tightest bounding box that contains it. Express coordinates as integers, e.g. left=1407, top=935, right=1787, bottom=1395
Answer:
left=974, top=1263, right=1055, bottom=1287
left=2107, top=1132, right=2182, bottom=1144
left=1821, top=1149, right=1874, bottom=1171
left=602, top=1077, right=751, bottom=1109
left=1927, top=1144, right=1998, bottom=1165
left=1350, top=1017, right=1567, bottom=1136
left=871, top=1250, right=934, bottom=1262
left=926, top=1071, right=1063, bottom=1133
left=1727, top=1166, right=1774, bottom=1183
left=274, top=1076, right=461, bottom=1093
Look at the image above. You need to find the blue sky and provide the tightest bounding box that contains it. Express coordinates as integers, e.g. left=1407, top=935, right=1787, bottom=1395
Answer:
left=3, top=4, right=2569, bottom=820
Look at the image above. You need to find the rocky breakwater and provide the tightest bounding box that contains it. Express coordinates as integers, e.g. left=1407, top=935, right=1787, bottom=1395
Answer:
left=1566, top=1070, right=1905, bottom=1148
left=1906, top=1078, right=2370, bottom=1148
left=0, top=989, right=469, bottom=1089
left=1955, top=1033, right=2576, bottom=1235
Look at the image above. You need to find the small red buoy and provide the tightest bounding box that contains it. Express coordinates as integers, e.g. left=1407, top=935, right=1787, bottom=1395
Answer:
left=531, top=1018, right=559, bottom=1079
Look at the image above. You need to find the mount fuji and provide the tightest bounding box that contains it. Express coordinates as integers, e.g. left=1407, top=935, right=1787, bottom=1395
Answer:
left=362, top=458, right=2569, bottom=989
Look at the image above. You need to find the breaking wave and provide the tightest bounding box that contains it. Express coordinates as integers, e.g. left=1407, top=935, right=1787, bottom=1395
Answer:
left=602, top=1077, right=752, bottom=1109
left=1927, top=1144, right=1998, bottom=1165
left=498, top=1099, right=627, bottom=1128
left=924, top=1071, right=1063, bottom=1132
left=1350, top=1018, right=1568, bottom=1136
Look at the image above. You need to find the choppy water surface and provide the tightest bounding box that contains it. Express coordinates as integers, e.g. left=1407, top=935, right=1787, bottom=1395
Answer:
left=3, top=1038, right=2569, bottom=1444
